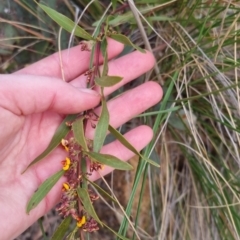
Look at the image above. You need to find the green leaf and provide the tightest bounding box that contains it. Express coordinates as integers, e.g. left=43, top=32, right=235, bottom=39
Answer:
left=85, top=151, right=133, bottom=170
left=104, top=16, right=115, bottom=34
left=108, top=125, right=160, bottom=167
left=51, top=216, right=71, bottom=240
left=111, top=0, right=118, bottom=10
left=38, top=218, right=47, bottom=240
left=95, top=76, right=123, bottom=87
left=100, top=37, right=108, bottom=77
left=108, top=125, right=141, bottom=156
left=93, top=97, right=109, bottom=152
left=72, top=117, right=88, bottom=151
left=66, top=226, right=78, bottom=240
left=109, top=33, right=145, bottom=53
left=93, top=6, right=162, bottom=27
left=26, top=170, right=64, bottom=213
left=38, top=3, right=94, bottom=40
left=85, top=177, right=117, bottom=203
left=22, top=114, right=77, bottom=173
left=81, top=156, right=88, bottom=189
left=77, top=187, right=102, bottom=226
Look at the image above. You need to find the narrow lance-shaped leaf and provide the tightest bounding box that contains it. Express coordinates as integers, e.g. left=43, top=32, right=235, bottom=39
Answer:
left=108, top=125, right=160, bottom=167
left=95, top=76, right=123, bottom=87
left=72, top=117, right=88, bottom=151
left=111, top=0, right=118, bottom=11
left=85, top=151, right=133, bottom=170
left=104, top=16, right=115, bottom=34
left=51, top=216, right=72, bottom=240
left=38, top=4, right=94, bottom=40
left=93, top=6, right=160, bottom=27
left=109, top=33, right=145, bottom=53
left=93, top=97, right=109, bottom=152
left=22, top=114, right=77, bottom=173
left=77, top=187, right=102, bottom=226
left=81, top=156, right=88, bottom=189
left=66, top=226, right=78, bottom=240
left=26, top=170, right=64, bottom=213
left=84, top=177, right=117, bottom=203
left=100, top=37, right=108, bottom=77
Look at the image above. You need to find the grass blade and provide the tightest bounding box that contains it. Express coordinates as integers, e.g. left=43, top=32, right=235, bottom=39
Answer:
left=102, top=222, right=131, bottom=240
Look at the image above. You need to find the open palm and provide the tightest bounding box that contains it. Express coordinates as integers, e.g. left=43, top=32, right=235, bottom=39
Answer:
left=0, top=40, right=162, bottom=240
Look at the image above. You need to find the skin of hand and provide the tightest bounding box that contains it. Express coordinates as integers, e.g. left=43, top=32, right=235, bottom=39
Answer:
left=0, top=39, right=162, bottom=240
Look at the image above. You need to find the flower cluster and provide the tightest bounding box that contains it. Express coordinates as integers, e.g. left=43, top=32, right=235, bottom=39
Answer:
left=79, top=40, right=94, bottom=51
left=84, top=68, right=95, bottom=83
left=56, top=135, right=100, bottom=233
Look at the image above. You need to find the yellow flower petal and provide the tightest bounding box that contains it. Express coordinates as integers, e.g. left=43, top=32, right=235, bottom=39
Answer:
left=62, top=157, right=71, bottom=171
left=77, top=216, right=86, bottom=227
left=65, top=157, right=71, bottom=165
left=62, top=183, right=70, bottom=191
left=62, top=164, right=70, bottom=171
left=61, top=139, right=69, bottom=152
left=64, top=146, right=69, bottom=152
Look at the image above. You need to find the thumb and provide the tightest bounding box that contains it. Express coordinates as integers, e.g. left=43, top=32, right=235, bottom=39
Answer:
left=0, top=74, right=100, bottom=115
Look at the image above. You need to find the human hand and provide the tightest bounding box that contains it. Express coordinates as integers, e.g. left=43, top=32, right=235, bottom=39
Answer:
left=0, top=39, right=162, bottom=239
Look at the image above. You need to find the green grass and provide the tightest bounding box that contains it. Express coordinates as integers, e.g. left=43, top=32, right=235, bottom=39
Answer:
left=2, top=0, right=240, bottom=239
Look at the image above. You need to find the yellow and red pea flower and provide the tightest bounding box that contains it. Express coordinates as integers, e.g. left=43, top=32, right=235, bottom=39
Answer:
left=62, top=157, right=71, bottom=171
left=62, top=182, right=70, bottom=191
left=61, top=139, right=69, bottom=152
left=77, top=216, right=86, bottom=227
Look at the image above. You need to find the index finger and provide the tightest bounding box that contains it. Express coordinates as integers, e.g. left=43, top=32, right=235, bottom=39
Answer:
left=15, top=39, right=124, bottom=82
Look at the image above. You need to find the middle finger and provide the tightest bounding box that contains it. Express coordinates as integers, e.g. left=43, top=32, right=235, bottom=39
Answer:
left=85, top=81, right=162, bottom=139
left=70, top=50, right=155, bottom=93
